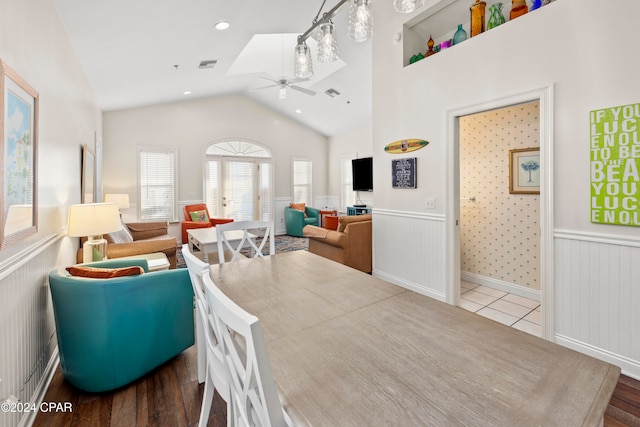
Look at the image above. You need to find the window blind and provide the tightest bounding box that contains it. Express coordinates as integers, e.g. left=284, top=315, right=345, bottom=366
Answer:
left=292, top=159, right=312, bottom=205
left=205, top=159, right=221, bottom=218
left=341, top=156, right=356, bottom=210
left=224, top=159, right=255, bottom=221
left=138, top=148, right=177, bottom=221
left=259, top=162, right=272, bottom=220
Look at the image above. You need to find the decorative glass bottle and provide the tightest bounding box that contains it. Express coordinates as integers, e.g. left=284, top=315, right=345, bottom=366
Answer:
left=510, top=0, right=528, bottom=20
left=453, top=24, right=468, bottom=45
left=425, top=36, right=436, bottom=57
left=531, top=0, right=541, bottom=10
left=487, top=3, right=506, bottom=30
left=470, top=0, right=487, bottom=37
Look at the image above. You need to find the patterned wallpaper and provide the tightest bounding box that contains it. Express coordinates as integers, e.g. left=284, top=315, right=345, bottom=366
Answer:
left=460, top=101, right=540, bottom=290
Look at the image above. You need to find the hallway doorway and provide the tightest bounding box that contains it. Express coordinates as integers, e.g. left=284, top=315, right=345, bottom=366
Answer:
left=445, top=88, right=554, bottom=340
left=457, top=101, right=542, bottom=336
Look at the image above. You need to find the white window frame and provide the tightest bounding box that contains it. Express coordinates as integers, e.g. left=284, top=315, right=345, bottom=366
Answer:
left=291, top=158, right=313, bottom=205
left=340, top=153, right=357, bottom=211
left=137, top=146, right=178, bottom=222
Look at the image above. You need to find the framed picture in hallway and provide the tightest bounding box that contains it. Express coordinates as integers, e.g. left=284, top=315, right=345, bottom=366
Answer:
left=509, top=148, right=540, bottom=194
left=0, top=59, right=38, bottom=249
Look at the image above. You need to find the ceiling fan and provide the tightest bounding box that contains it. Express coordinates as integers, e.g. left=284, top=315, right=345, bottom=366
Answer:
left=251, top=76, right=316, bottom=100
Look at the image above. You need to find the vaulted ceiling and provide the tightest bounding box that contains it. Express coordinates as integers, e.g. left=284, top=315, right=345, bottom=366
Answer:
left=52, top=0, right=372, bottom=137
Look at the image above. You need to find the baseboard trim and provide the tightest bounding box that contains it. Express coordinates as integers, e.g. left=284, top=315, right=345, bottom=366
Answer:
left=555, top=334, right=640, bottom=381
left=373, top=269, right=446, bottom=302
left=18, top=347, right=59, bottom=427
left=461, top=271, right=541, bottom=302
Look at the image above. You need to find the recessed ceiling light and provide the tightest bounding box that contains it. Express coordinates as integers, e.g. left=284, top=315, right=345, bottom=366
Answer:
left=215, top=21, right=230, bottom=31
left=183, top=91, right=192, bottom=95
left=295, top=109, right=302, bottom=114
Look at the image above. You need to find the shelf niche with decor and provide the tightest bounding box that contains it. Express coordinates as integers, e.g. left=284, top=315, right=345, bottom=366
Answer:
left=402, top=0, right=553, bottom=67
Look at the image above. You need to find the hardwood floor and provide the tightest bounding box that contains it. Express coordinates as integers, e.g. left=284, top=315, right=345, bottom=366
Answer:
left=605, top=374, right=640, bottom=427
left=33, top=346, right=227, bottom=427
left=33, top=343, right=640, bottom=426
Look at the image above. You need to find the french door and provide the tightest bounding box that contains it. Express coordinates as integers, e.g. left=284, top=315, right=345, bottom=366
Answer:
left=206, top=157, right=272, bottom=221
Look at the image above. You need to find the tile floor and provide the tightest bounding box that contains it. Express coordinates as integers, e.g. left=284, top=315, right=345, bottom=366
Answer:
left=459, top=280, right=542, bottom=337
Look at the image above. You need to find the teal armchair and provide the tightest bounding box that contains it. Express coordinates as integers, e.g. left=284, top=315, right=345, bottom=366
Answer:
left=48, top=259, right=194, bottom=392
left=285, top=206, right=320, bottom=237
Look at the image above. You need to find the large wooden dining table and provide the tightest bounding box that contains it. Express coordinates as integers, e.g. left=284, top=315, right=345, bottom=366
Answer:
left=209, top=250, right=620, bottom=426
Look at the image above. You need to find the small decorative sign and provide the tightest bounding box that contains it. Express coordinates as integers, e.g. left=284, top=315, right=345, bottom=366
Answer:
left=385, top=139, right=429, bottom=154
left=590, top=102, right=640, bottom=226
left=392, top=157, right=417, bottom=189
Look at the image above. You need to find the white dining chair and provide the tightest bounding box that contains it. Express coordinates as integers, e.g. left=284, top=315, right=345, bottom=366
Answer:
left=182, top=244, right=230, bottom=427
left=202, top=273, right=292, bottom=427
left=215, top=220, right=275, bottom=264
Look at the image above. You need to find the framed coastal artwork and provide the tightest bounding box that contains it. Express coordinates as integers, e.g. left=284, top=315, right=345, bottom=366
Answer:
left=0, top=60, right=38, bottom=249
left=509, top=148, right=540, bottom=194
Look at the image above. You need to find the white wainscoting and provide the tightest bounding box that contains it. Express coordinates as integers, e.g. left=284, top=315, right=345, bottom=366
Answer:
left=373, top=209, right=446, bottom=301
left=0, top=232, right=70, bottom=427
left=554, top=229, right=640, bottom=379
left=275, top=197, right=291, bottom=235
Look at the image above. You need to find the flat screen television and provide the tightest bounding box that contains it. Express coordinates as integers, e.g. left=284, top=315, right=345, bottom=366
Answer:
left=352, top=157, right=373, bottom=191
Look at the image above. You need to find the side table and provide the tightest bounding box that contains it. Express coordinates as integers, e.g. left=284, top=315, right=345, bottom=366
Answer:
left=318, top=209, right=338, bottom=227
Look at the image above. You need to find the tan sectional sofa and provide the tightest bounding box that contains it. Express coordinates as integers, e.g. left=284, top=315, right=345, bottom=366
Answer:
left=303, top=214, right=372, bottom=273
left=77, top=221, right=177, bottom=268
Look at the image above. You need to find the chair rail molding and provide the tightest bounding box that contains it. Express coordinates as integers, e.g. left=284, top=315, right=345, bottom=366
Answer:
left=554, top=229, right=640, bottom=248
left=0, top=231, right=64, bottom=278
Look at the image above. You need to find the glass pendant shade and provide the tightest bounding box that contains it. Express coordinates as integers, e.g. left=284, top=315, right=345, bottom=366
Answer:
left=293, top=41, right=313, bottom=79
left=317, top=22, right=339, bottom=63
left=348, top=0, right=373, bottom=43
left=394, top=0, right=425, bottom=13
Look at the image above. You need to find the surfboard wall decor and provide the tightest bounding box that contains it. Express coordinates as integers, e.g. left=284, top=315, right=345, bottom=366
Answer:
left=384, top=139, right=429, bottom=154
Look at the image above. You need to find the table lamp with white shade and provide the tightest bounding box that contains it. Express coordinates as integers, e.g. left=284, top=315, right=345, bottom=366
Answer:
left=104, top=193, right=130, bottom=211
left=67, top=203, right=122, bottom=262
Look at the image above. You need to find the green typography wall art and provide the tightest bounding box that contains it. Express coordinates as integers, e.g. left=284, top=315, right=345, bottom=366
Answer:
left=590, top=102, right=640, bottom=226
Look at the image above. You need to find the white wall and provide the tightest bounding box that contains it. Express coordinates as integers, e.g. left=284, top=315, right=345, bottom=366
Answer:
left=372, top=0, right=640, bottom=377
left=103, top=94, right=328, bottom=232
left=0, top=0, right=102, bottom=425
left=328, top=127, right=373, bottom=194
left=327, top=127, right=374, bottom=210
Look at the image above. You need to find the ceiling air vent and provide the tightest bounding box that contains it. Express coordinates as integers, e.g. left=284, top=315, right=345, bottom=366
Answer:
left=199, top=60, right=218, bottom=69
left=325, top=88, right=341, bottom=98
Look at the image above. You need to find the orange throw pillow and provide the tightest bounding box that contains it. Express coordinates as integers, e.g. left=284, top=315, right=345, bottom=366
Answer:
left=324, top=215, right=339, bottom=230
left=66, top=265, right=144, bottom=279
left=290, top=202, right=305, bottom=212
left=290, top=202, right=307, bottom=217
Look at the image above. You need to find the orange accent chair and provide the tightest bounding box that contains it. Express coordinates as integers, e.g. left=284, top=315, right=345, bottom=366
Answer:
left=181, top=204, right=233, bottom=244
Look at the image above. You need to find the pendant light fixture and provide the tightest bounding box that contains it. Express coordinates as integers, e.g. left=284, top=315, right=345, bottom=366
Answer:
left=294, top=41, right=313, bottom=79
left=293, top=0, right=373, bottom=79
left=348, top=0, right=373, bottom=42
left=317, top=22, right=339, bottom=63
left=393, top=0, right=425, bottom=14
